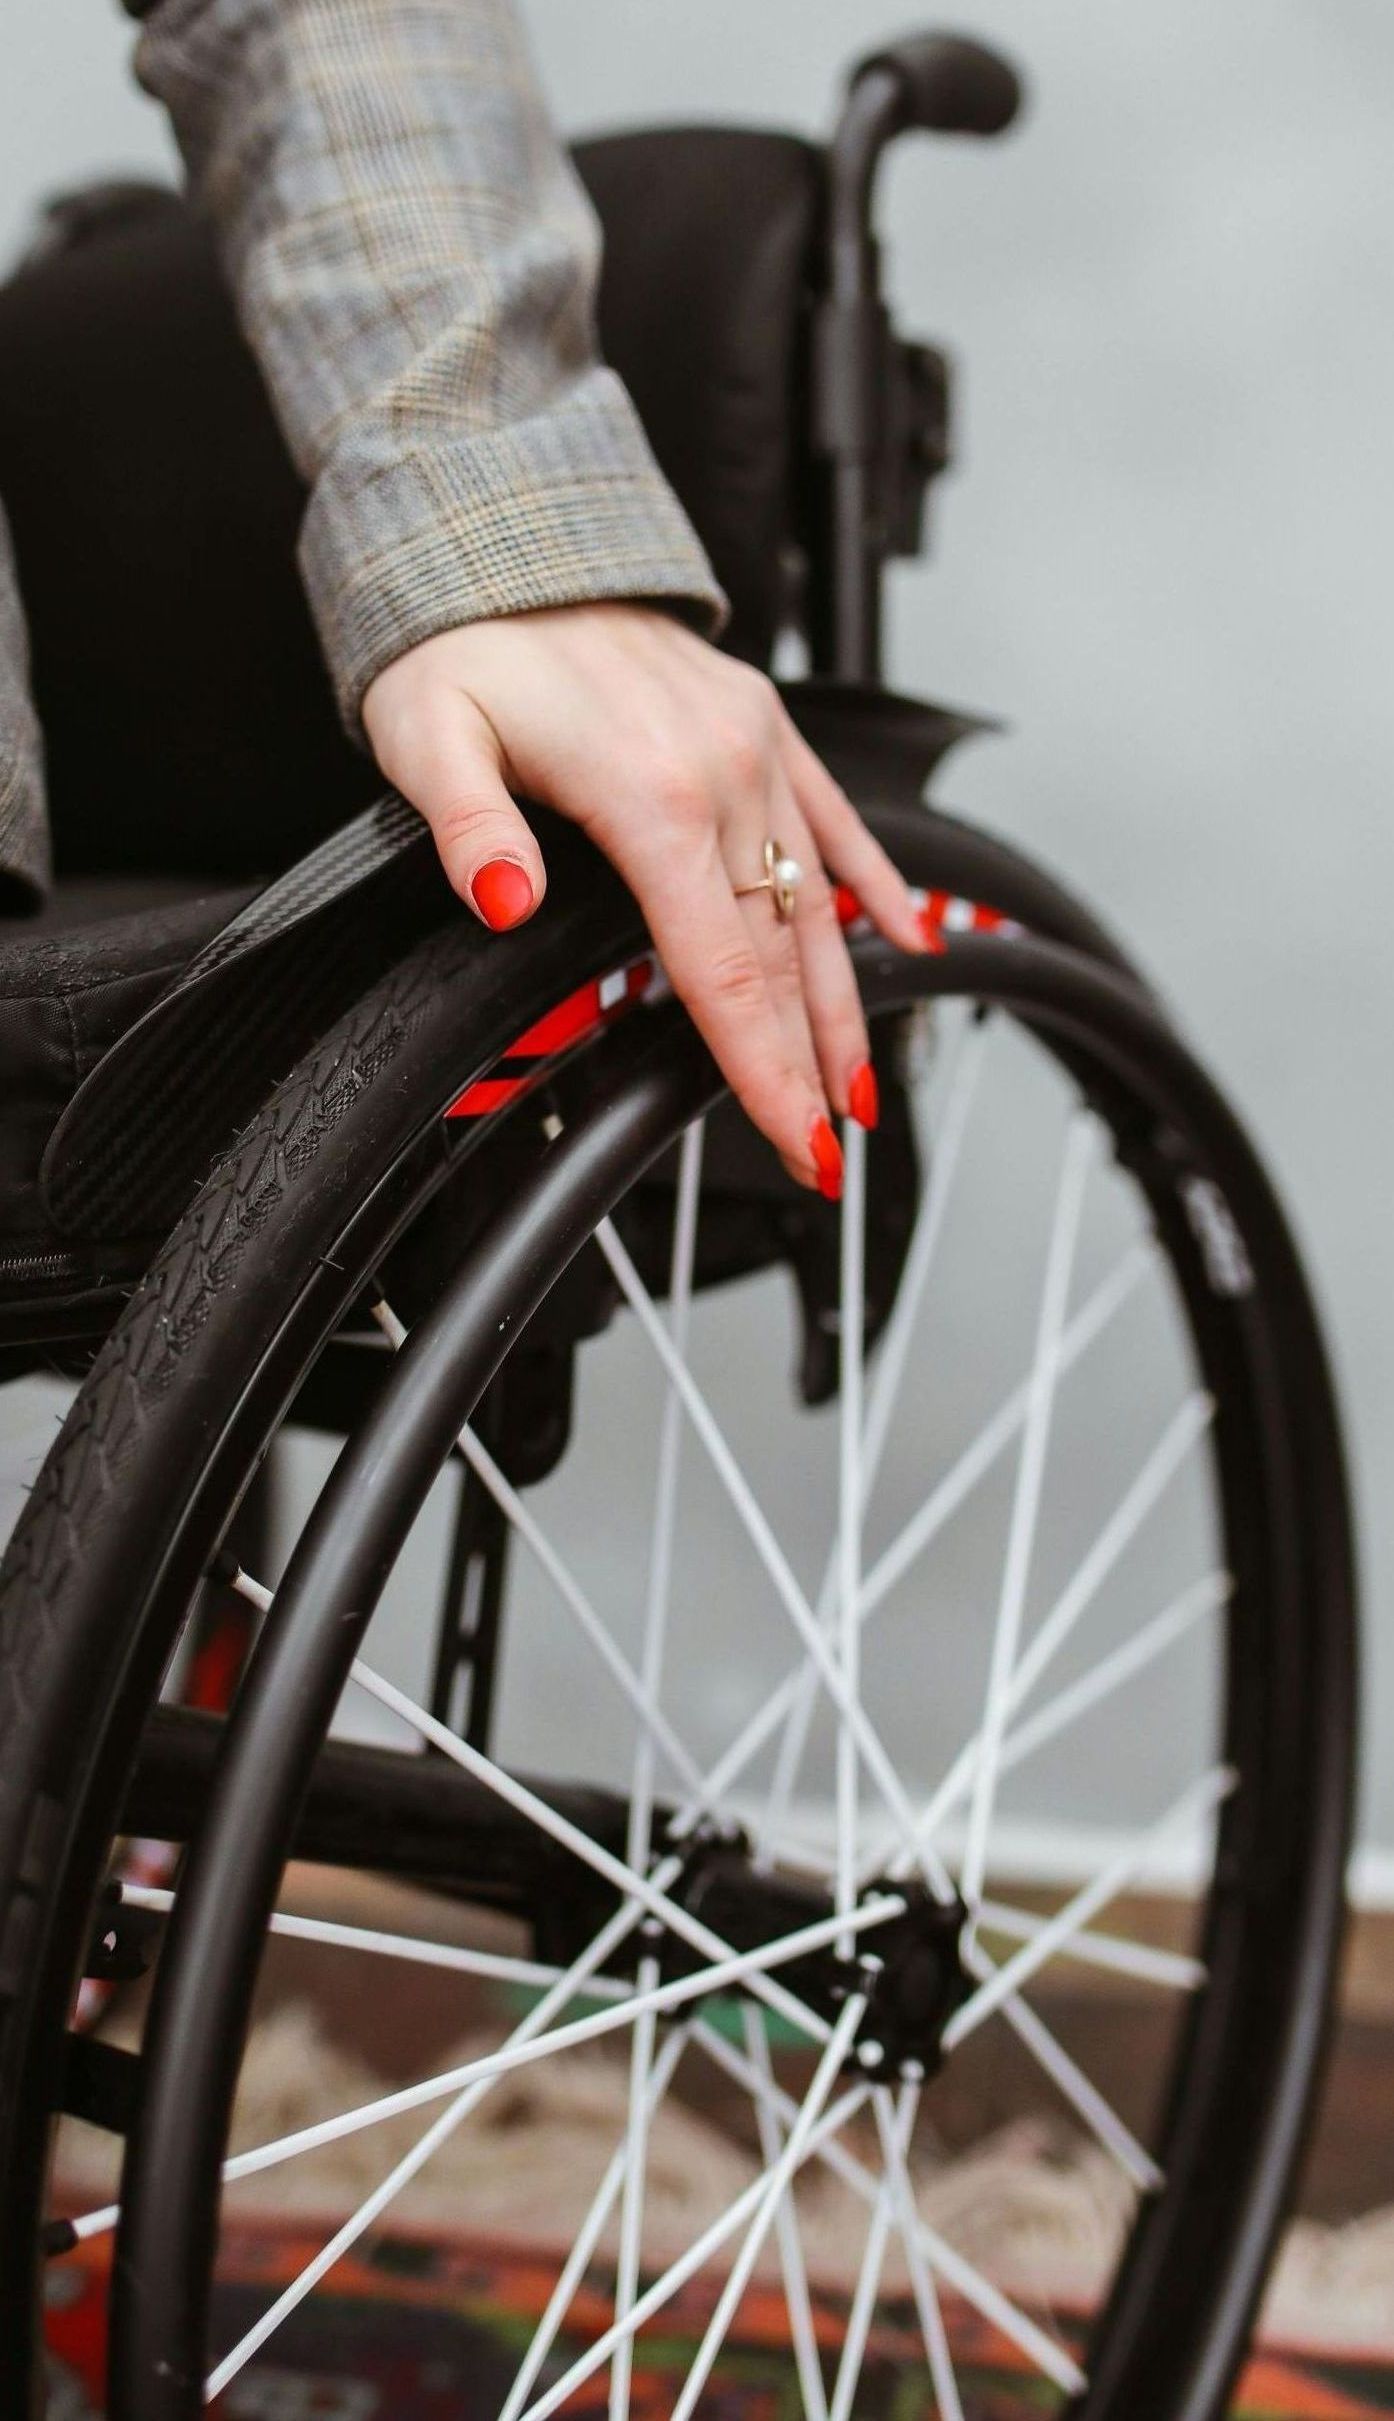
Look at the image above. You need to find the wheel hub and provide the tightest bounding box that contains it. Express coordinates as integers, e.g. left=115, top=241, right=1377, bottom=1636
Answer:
left=653, top=1829, right=971, bottom=2080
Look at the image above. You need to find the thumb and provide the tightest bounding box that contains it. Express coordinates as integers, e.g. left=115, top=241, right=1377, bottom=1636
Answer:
left=380, top=692, right=547, bottom=932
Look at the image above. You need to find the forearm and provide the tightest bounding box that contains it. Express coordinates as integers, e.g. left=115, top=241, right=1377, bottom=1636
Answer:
left=128, top=0, right=725, bottom=728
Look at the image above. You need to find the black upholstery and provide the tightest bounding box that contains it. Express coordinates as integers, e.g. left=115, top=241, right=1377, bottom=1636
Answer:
left=0, top=129, right=820, bottom=892
left=580, top=129, right=821, bottom=666
left=0, top=880, right=253, bottom=1274
left=0, top=128, right=824, bottom=1276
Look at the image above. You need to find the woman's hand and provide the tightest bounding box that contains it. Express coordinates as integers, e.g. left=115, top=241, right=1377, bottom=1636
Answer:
left=362, top=603, right=927, bottom=1196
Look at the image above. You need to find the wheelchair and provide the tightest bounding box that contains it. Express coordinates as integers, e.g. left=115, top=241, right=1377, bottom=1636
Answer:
left=0, top=30, right=1357, bottom=2421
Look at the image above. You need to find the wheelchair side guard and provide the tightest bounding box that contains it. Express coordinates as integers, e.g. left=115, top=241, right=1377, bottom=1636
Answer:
left=788, top=675, right=1002, bottom=802
left=40, top=793, right=454, bottom=1242
left=38, top=679, right=1137, bottom=1249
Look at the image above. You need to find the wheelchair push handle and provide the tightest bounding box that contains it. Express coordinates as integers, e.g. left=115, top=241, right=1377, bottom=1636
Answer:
left=830, top=30, right=1025, bottom=245
left=816, top=30, right=1024, bottom=685
left=852, top=31, right=1023, bottom=142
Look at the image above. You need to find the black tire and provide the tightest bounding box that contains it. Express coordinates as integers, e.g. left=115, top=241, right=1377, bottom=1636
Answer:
left=0, top=814, right=1356, bottom=2421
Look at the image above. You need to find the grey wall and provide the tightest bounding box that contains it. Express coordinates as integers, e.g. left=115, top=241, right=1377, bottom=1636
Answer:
left=2, top=0, right=1391, bottom=1859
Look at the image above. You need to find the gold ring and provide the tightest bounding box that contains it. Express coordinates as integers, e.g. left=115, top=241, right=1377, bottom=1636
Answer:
left=733, top=837, right=804, bottom=923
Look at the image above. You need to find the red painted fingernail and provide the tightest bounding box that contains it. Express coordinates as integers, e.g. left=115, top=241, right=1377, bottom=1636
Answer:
left=834, top=884, right=863, bottom=928
left=471, top=858, right=534, bottom=931
left=809, top=1114, right=843, bottom=1201
left=849, top=1061, right=879, bottom=1132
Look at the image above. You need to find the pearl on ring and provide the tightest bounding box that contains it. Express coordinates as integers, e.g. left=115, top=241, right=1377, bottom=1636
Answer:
left=734, top=837, right=804, bottom=923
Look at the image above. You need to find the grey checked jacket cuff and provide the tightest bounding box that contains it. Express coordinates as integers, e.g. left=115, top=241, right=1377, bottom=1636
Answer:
left=303, top=370, right=727, bottom=730
left=0, top=505, right=48, bottom=906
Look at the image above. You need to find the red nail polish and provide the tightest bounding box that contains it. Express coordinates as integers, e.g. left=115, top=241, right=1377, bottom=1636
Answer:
left=472, top=858, right=534, bottom=931
left=809, top=1114, right=843, bottom=1201
left=849, top=1061, right=879, bottom=1132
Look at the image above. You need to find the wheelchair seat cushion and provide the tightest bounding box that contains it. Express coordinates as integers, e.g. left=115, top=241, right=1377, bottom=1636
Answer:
left=0, top=879, right=254, bottom=1277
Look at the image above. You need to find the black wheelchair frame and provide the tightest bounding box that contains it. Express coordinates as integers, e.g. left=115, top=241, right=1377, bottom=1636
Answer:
left=0, top=31, right=1359, bottom=2421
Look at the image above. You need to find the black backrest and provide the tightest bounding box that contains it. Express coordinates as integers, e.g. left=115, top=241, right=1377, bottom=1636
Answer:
left=577, top=129, right=821, bottom=664
left=0, top=130, right=823, bottom=883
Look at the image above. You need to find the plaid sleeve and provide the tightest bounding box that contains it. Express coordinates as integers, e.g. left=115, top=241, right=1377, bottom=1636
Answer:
left=131, top=0, right=728, bottom=733
left=0, top=502, right=49, bottom=906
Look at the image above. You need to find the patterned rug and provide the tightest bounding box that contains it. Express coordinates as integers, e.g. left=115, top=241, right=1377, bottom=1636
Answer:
left=44, top=2220, right=1394, bottom=2418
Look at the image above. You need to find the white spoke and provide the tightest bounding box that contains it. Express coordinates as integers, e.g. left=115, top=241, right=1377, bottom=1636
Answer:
left=856, top=1238, right=1154, bottom=1629
left=627, top=1117, right=704, bottom=1875
left=667, top=1993, right=868, bottom=2421
left=995, top=1569, right=1229, bottom=1786
left=204, top=1887, right=648, bottom=2401
left=608, top=1955, right=660, bottom=2421
left=741, top=2007, right=829, bottom=2421
left=961, top=1113, right=1096, bottom=1918
left=69, top=1893, right=902, bottom=2251
left=828, top=2082, right=913, bottom=2421
left=593, top=1209, right=811, bottom=1622
left=947, top=1766, right=1236, bottom=2050
left=460, top=1427, right=705, bottom=1791
left=977, top=1962, right=1161, bottom=2189
left=760, top=1018, right=988, bottom=1861
left=871, top=2090, right=966, bottom=2421
left=497, top=2023, right=691, bottom=2421
left=591, top=1222, right=957, bottom=1908
left=270, top=1276, right=1195, bottom=1912
left=117, top=1882, right=634, bottom=2000
left=691, top=2018, right=1085, bottom=2396
left=978, top=1901, right=1205, bottom=1992
left=348, top=1656, right=901, bottom=2042
left=370, top=1301, right=704, bottom=1803
left=859, top=1010, right=987, bottom=1493
left=836, top=1120, right=867, bottom=1949
left=73, top=1894, right=644, bottom=2249
left=205, top=1921, right=879, bottom=2398
left=517, top=2074, right=872, bottom=2421
left=876, top=1395, right=1218, bottom=1888
left=657, top=1244, right=1152, bottom=1858
left=984, top=1394, right=1218, bottom=1756
left=220, top=1885, right=894, bottom=2165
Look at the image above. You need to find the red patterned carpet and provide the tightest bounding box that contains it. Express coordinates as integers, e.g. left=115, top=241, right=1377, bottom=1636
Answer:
left=44, top=2221, right=1394, bottom=2418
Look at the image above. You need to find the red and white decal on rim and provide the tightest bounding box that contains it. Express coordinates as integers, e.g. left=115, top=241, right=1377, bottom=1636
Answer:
left=445, top=955, right=656, bottom=1119
left=444, top=887, right=1017, bottom=1124
left=835, top=883, right=1021, bottom=953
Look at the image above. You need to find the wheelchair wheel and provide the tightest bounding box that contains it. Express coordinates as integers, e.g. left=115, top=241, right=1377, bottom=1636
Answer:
left=0, top=821, right=1354, bottom=2421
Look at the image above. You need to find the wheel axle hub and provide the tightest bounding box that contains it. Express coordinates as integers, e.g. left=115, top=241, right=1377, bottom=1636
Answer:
left=657, top=1832, right=970, bottom=2079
